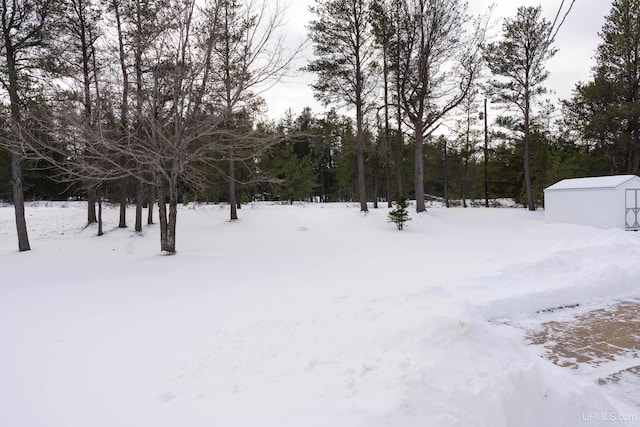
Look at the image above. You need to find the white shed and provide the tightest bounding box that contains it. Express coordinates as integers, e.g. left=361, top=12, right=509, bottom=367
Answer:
left=544, top=175, right=640, bottom=230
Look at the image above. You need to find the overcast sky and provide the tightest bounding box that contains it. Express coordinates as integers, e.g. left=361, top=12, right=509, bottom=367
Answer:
left=263, top=0, right=614, bottom=121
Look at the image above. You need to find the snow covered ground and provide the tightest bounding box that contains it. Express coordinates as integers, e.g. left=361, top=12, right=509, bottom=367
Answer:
left=1, top=201, right=639, bottom=426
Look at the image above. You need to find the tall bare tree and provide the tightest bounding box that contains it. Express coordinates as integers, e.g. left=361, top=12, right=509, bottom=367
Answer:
left=208, top=0, right=302, bottom=220
left=97, top=0, right=171, bottom=231
left=106, top=0, right=132, bottom=228
left=59, top=0, right=102, bottom=224
left=6, top=0, right=299, bottom=254
left=395, top=0, right=487, bottom=213
left=15, top=0, right=216, bottom=253
left=126, top=0, right=170, bottom=232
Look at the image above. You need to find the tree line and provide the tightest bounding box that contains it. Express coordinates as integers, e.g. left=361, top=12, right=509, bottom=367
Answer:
left=1, top=0, right=639, bottom=254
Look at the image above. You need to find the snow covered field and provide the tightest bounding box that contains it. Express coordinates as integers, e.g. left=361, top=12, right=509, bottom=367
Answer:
left=1, top=202, right=639, bottom=426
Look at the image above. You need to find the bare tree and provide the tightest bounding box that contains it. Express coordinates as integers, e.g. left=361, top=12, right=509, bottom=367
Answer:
left=125, top=0, right=171, bottom=232
left=107, top=0, right=133, bottom=228
left=395, top=0, right=487, bottom=213
left=208, top=0, right=303, bottom=220
left=13, top=0, right=212, bottom=253
left=59, top=0, right=103, bottom=224
left=7, top=0, right=298, bottom=254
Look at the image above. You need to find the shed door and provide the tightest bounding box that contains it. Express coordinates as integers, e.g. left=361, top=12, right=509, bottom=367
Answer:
left=625, top=189, right=640, bottom=230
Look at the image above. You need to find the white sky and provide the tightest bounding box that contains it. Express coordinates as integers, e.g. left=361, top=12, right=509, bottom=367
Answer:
left=263, top=0, right=614, bottom=121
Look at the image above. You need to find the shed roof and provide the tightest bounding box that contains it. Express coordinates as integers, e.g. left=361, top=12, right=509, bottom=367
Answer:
left=545, top=175, right=640, bottom=191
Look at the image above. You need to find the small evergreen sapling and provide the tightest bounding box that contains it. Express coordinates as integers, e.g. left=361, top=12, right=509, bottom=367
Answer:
left=388, top=196, right=411, bottom=230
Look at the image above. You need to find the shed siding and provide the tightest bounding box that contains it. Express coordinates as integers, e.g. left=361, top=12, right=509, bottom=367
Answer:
left=545, top=188, right=617, bottom=228
left=544, top=175, right=640, bottom=230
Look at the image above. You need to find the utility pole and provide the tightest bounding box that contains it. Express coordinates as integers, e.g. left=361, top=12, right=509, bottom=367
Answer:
left=443, top=137, right=449, bottom=208
left=483, top=98, right=489, bottom=207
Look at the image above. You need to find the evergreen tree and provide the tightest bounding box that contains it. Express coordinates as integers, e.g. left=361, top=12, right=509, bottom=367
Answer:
left=562, top=74, right=622, bottom=174
left=483, top=6, right=556, bottom=211
left=260, top=112, right=317, bottom=204
left=452, top=90, right=482, bottom=207
left=388, top=195, right=411, bottom=230
left=306, top=109, right=348, bottom=202
left=563, top=0, right=640, bottom=174
left=306, top=0, right=378, bottom=213
left=264, top=144, right=317, bottom=204
left=1, top=0, right=61, bottom=251
left=370, top=0, right=395, bottom=207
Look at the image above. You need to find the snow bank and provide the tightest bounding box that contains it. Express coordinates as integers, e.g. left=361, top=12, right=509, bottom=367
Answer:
left=465, top=228, right=640, bottom=320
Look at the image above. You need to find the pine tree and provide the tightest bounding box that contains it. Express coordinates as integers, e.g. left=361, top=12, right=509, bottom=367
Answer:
left=563, top=0, right=640, bottom=174
left=388, top=196, right=411, bottom=230
left=1, top=0, right=61, bottom=252
left=306, top=0, right=377, bottom=213
left=261, top=143, right=317, bottom=204
left=483, top=6, right=556, bottom=211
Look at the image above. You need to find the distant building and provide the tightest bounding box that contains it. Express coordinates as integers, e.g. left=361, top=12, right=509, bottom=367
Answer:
left=544, top=175, right=640, bottom=230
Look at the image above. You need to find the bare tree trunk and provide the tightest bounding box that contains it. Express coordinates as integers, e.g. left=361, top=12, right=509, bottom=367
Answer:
left=97, top=189, right=103, bottom=236
left=373, top=169, right=379, bottom=209
left=483, top=98, right=489, bottom=208
left=356, top=137, right=367, bottom=212
left=385, top=156, right=392, bottom=207
left=11, top=151, right=30, bottom=251
left=78, top=0, right=96, bottom=226
left=394, top=5, right=404, bottom=199
left=119, top=180, right=127, bottom=227
left=396, top=92, right=404, bottom=198
left=158, top=185, right=169, bottom=251
left=462, top=105, right=471, bottom=208
left=229, top=149, right=238, bottom=220
left=462, top=158, right=468, bottom=208
left=443, top=139, right=449, bottom=208
left=87, top=185, right=97, bottom=223
left=356, top=101, right=368, bottom=213
left=133, top=0, right=145, bottom=234
left=147, top=185, right=154, bottom=225
left=414, top=125, right=426, bottom=213
left=383, top=41, right=392, bottom=208
left=5, top=38, right=30, bottom=251
left=166, top=189, right=177, bottom=254
left=157, top=177, right=178, bottom=254
left=135, top=178, right=143, bottom=232
left=90, top=19, right=103, bottom=225
left=524, top=93, right=535, bottom=211
left=113, top=0, right=129, bottom=227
